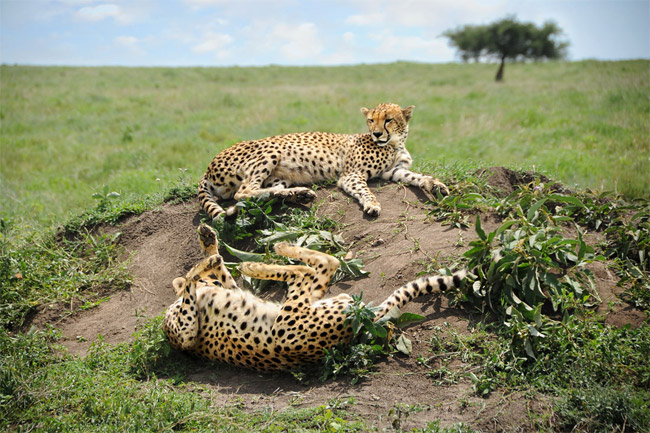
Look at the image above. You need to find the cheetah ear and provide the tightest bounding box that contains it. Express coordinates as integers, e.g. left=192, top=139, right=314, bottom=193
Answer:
left=172, top=277, right=186, bottom=297
left=360, top=107, right=370, bottom=117
left=402, top=105, right=415, bottom=122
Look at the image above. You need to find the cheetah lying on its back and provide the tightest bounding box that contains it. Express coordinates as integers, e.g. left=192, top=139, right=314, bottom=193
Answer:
left=163, top=224, right=466, bottom=372
left=198, top=103, right=449, bottom=219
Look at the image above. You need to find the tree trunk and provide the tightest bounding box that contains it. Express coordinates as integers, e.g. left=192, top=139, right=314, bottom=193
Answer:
left=495, top=56, right=506, bottom=82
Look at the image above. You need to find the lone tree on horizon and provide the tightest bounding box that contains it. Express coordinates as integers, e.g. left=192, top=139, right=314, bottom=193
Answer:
left=444, top=16, right=568, bottom=81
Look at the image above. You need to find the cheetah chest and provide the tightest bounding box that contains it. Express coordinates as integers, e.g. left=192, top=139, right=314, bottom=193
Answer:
left=186, top=287, right=354, bottom=370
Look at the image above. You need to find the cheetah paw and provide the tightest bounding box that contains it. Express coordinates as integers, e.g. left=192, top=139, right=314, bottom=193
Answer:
left=239, top=261, right=262, bottom=277
left=224, top=205, right=239, bottom=219
left=363, top=201, right=381, bottom=217
left=274, top=242, right=292, bottom=256
left=198, top=224, right=219, bottom=254
left=290, top=188, right=317, bottom=204
left=421, top=177, right=450, bottom=197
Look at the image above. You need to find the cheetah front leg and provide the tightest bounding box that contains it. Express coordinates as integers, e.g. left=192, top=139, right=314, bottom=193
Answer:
left=239, top=243, right=330, bottom=303
left=338, top=172, right=381, bottom=216
left=381, top=150, right=449, bottom=196
left=163, top=254, right=223, bottom=350
left=273, top=242, right=339, bottom=300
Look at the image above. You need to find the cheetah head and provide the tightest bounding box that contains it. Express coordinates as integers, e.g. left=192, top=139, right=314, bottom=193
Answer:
left=361, top=103, right=414, bottom=147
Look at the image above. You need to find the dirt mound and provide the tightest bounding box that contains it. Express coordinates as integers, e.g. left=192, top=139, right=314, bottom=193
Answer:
left=478, top=166, right=569, bottom=197
left=30, top=177, right=643, bottom=431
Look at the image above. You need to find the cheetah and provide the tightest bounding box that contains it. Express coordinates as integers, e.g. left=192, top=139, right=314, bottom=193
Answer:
left=163, top=224, right=466, bottom=372
left=198, top=103, right=449, bottom=219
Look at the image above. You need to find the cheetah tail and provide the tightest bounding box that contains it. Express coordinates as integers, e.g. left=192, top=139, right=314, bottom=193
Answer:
left=372, top=270, right=467, bottom=321
left=198, top=177, right=226, bottom=219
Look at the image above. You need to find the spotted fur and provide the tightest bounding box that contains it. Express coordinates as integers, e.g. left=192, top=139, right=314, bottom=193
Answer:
left=198, top=103, right=449, bottom=218
left=163, top=224, right=466, bottom=372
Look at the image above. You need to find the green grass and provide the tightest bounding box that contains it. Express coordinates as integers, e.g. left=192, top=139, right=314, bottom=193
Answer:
left=1, top=61, right=648, bottom=230
left=0, top=319, right=367, bottom=433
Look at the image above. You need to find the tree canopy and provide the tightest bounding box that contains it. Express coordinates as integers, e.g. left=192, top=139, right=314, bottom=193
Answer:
left=444, top=16, right=568, bottom=81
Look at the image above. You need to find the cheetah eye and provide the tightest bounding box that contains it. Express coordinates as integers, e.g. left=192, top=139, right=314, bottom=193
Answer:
left=368, top=119, right=374, bottom=124
left=385, top=118, right=393, bottom=124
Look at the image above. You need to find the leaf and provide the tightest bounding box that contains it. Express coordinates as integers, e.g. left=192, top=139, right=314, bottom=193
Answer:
left=472, top=280, right=483, bottom=296
left=376, top=306, right=401, bottom=326
left=475, top=214, right=486, bottom=241
left=524, top=338, right=536, bottom=359
left=533, top=304, right=543, bottom=328
left=337, top=258, right=369, bottom=279
left=259, top=231, right=299, bottom=244
left=496, top=219, right=518, bottom=236
left=526, top=198, right=548, bottom=222
left=547, top=194, right=585, bottom=208
left=395, top=334, right=412, bottom=355
left=365, top=321, right=387, bottom=339
left=528, top=325, right=545, bottom=338
left=392, top=312, right=426, bottom=329
left=463, top=245, right=485, bottom=259
left=223, top=242, right=266, bottom=262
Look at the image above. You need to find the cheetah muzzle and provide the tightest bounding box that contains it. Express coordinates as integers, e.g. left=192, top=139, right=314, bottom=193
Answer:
left=198, top=103, right=450, bottom=219
left=163, top=223, right=466, bottom=372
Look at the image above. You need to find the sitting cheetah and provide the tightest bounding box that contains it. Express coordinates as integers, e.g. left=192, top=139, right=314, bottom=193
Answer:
left=163, top=224, right=466, bottom=372
left=198, top=103, right=449, bottom=219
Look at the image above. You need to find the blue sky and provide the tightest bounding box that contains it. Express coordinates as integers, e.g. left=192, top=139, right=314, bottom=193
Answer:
left=1, top=0, right=648, bottom=66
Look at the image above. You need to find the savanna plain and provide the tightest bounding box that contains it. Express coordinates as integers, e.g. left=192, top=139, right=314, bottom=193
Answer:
left=1, top=61, right=649, bottom=432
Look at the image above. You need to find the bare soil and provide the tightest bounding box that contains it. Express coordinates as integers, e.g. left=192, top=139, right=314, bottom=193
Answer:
left=28, top=169, right=645, bottom=431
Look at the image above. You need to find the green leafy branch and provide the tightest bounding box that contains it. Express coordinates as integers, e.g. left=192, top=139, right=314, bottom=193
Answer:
left=463, top=195, right=603, bottom=360
left=319, top=294, right=425, bottom=384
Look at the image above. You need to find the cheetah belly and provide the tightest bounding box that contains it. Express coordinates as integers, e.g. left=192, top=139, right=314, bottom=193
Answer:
left=191, top=287, right=282, bottom=369
left=271, top=163, right=339, bottom=185
left=271, top=143, right=345, bottom=185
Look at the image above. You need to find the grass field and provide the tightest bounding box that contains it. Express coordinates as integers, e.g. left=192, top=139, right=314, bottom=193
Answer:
left=1, top=60, right=648, bottom=231
left=1, top=60, right=649, bottom=432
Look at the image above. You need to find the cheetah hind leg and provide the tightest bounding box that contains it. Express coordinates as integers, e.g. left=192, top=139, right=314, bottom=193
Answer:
left=197, top=223, right=219, bottom=257
left=273, top=242, right=339, bottom=298
left=234, top=184, right=317, bottom=205
left=238, top=262, right=314, bottom=282
left=198, top=177, right=239, bottom=220
left=239, top=261, right=322, bottom=302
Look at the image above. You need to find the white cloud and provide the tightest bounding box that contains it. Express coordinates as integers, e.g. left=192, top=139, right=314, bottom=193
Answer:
left=59, top=0, right=97, bottom=5
left=115, top=35, right=138, bottom=46
left=184, top=0, right=225, bottom=5
left=270, top=22, right=324, bottom=62
left=368, top=30, right=455, bottom=62
left=183, top=0, right=231, bottom=8
left=346, top=12, right=385, bottom=26
left=346, top=0, right=508, bottom=29
left=114, top=35, right=147, bottom=56
left=192, top=31, right=233, bottom=59
left=75, top=3, right=134, bottom=24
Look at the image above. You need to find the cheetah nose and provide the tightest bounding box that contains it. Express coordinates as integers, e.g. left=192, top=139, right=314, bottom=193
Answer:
left=373, top=132, right=383, bottom=138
